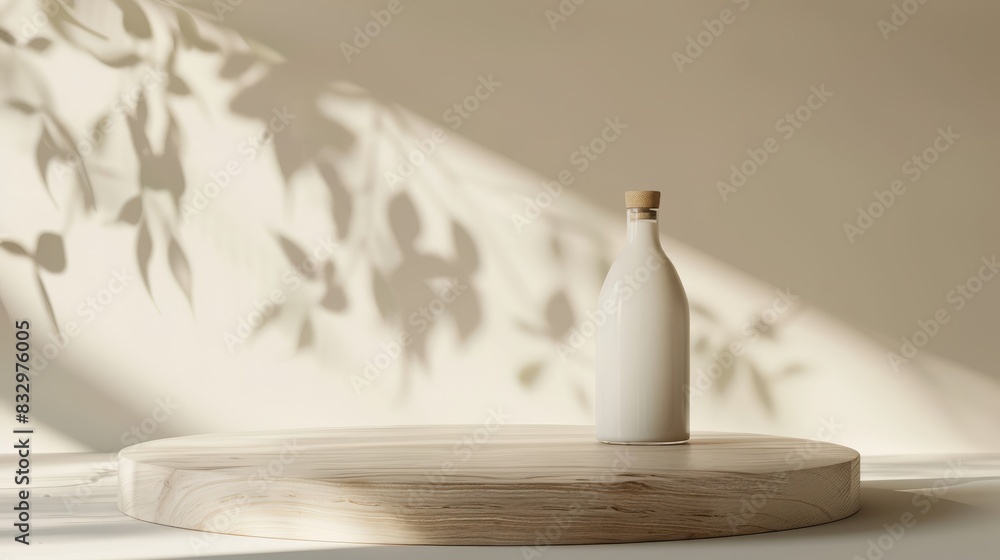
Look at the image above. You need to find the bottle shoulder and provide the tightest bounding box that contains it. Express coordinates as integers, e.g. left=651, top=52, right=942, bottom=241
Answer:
left=604, top=242, right=681, bottom=276
left=599, top=243, right=688, bottom=302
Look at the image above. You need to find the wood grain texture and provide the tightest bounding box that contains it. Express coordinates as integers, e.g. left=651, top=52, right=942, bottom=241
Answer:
left=118, top=426, right=860, bottom=545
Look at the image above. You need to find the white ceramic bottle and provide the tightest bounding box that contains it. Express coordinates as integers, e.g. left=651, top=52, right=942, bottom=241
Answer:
left=596, top=190, right=689, bottom=444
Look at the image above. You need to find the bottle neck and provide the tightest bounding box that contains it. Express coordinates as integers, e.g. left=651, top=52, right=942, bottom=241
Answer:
left=626, top=208, right=660, bottom=244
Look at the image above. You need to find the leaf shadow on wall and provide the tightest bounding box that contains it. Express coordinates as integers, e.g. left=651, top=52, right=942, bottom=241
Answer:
left=0, top=0, right=488, bottom=436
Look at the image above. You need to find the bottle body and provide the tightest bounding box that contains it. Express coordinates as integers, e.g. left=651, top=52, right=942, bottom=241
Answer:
left=596, top=209, right=689, bottom=444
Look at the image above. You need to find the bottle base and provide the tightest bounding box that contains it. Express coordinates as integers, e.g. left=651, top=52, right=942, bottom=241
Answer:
left=598, top=437, right=689, bottom=446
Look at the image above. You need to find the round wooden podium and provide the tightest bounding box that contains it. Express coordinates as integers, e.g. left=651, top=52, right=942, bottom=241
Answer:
left=118, top=425, right=860, bottom=545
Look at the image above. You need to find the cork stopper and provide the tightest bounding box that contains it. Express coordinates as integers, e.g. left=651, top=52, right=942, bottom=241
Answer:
left=625, top=190, right=660, bottom=209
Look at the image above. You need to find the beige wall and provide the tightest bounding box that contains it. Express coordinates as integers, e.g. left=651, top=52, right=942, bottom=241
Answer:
left=0, top=1, right=997, bottom=455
